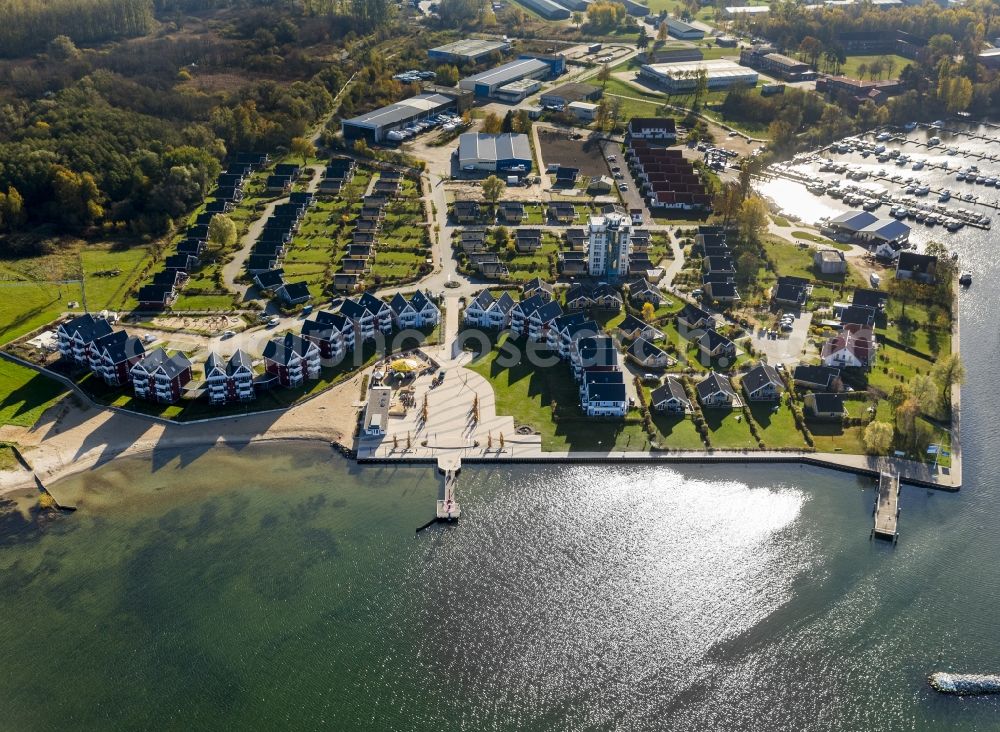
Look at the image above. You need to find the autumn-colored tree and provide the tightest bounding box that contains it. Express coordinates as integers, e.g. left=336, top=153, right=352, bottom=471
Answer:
left=481, top=112, right=502, bottom=134
left=482, top=175, right=505, bottom=205
left=290, top=136, right=316, bottom=165
left=863, top=421, right=893, bottom=455
left=736, top=196, right=769, bottom=243
left=641, top=302, right=655, bottom=322
left=208, top=214, right=237, bottom=252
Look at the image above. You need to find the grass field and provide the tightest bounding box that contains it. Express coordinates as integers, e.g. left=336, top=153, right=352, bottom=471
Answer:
left=466, top=333, right=648, bottom=451
left=839, top=54, right=911, bottom=81
left=0, top=360, right=68, bottom=427
left=749, top=401, right=808, bottom=449
left=702, top=408, right=757, bottom=449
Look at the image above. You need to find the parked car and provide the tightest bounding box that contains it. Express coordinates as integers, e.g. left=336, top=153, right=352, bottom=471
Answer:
left=222, top=330, right=236, bottom=339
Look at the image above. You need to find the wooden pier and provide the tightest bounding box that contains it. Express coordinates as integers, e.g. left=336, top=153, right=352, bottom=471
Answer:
left=872, top=470, right=900, bottom=542
left=436, top=466, right=461, bottom=522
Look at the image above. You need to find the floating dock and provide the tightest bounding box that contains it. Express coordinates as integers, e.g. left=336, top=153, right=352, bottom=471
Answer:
left=873, top=470, right=900, bottom=542
left=436, top=465, right=461, bottom=522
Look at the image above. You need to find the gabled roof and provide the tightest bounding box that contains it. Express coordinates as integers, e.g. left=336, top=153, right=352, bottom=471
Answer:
left=278, top=281, right=311, bottom=303
left=492, top=292, right=517, bottom=314
left=651, top=377, right=690, bottom=407
left=567, top=319, right=599, bottom=341
left=839, top=305, right=876, bottom=326
left=627, top=337, right=666, bottom=360
left=303, top=311, right=350, bottom=339
left=897, top=251, right=937, bottom=273
left=513, top=293, right=545, bottom=317
left=793, top=364, right=840, bottom=387
left=708, top=282, right=739, bottom=299
left=523, top=276, right=552, bottom=293
left=592, top=283, right=622, bottom=300
left=553, top=311, right=588, bottom=332
left=389, top=292, right=410, bottom=314
left=678, top=302, right=712, bottom=326
left=532, top=300, right=563, bottom=322
left=358, top=292, right=390, bottom=315
left=263, top=333, right=317, bottom=365
left=59, top=313, right=113, bottom=342
left=135, top=348, right=191, bottom=379
left=821, top=324, right=876, bottom=363
left=697, top=370, right=736, bottom=399
left=254, top=269, right=285, bottom=289
left=810, top=392, right=845, bottom=414
left=470, top=290, right=495, bottom=311
left=742, top=362, right=783, bottom=394
left=94, top=330, right=143, bottom=364
left=773, top=281, right=806, bottom=303
left=136, top=284, right=175, bottom=303
left=618, top=314, right=648, bottom=333
left=699, top=328, right=734, bottom=352
left=565, top=283, right=594, bottom=303
left=852, top=288, right=888, bottom=309
left=583, top=369, right=625, bottom=385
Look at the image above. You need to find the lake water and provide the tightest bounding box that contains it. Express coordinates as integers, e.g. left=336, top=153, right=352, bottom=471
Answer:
left=3, top=123, right=1000, bottom=731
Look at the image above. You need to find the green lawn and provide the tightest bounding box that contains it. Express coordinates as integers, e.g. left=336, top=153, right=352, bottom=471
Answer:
left=81, top=245, right=154, bottom=310
left=839, top=54, right=911, bottom=81
left=764, top=236, right=865, bottom=289
left=466, top=333, right=648, bottom=451
left=703, top=408, right=757, bottom=449
left=748, top=401, right=808, bottom=449
left=0, top=360, right=68, bottom=428
left=0, top=281, right=84, bottom=345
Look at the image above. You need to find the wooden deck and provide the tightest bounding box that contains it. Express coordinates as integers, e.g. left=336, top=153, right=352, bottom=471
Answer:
left=436, top=458, right=460, bottom=521
left=873, top=471, right=900, bottom=542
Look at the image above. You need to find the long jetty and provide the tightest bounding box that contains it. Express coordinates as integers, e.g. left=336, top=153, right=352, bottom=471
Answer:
left=872, top=470, right=900, bottom=543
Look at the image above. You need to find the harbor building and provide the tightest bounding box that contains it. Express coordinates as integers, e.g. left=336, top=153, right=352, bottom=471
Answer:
left=457, top=133, right=533, bottom=174
left=428, top=38, right=509, bottom=64
left=587, top=212, right=632, bottom=280
left=638, top=59, right=759, bottom=93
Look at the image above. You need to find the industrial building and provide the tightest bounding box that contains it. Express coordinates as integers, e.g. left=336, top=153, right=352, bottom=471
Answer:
left=342, top=92, right=462, bottom=143
left=638, top=59, right=759, bottom=93
left=739, top=46, right=816, bottom=81
left=722, top=5, right=769, bottom=15
left=495, top=78, right=542, bottom=104
left=665, top=18, right=705, bottom=40
left=539, top=82, right=602, bottom=109
left=567, top=101, right=598, bottom=122
left=512, top=0, right=571, bottom=19
left=459, top=56, right=561, bottom=98
left=428, top=38, right=509, bottom=63
left=458, top=133, right=533, bottom=174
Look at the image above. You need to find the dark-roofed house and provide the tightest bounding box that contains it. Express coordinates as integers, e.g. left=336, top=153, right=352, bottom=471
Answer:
left=650, top=376, right=691, bottom=414
left=793, top=364, right=842, bottom=392
left=626, top=337, right=671, bottom=369
left=804, top=392, right=845, bottom=421
left=57, top=313, right=114, bottom=365
left=839, top=304, right=876, bottom=328
left=696, top=371, right=737, bottom=408
left=617, top=313, right=663, bottom=341
left=89, top=331, right=145, bottom=386
left=565, top=228, right=587, bottom=251
left=302, top=310, right=355, bottom=360
left=698, top=328, right=736, bottom=361
left=515, top=228, right=542, bottom=253
left=571, top=335, right=619, bottom=379
left=852, top=288, right=888, bottom=311
left=130, top=348, right=192, bottom=403
left=546, top=312, right=588, bottom=353
left=772, top=277, right=808, bottom=307
left=565, top=283, right=594, bottom=311
left=254, top=269, right=285, bottom=292
left=498, top=201, right=526, bottom=224
left=510, top=294, right=544, bottom=336
left=204, top=350, right=255, bottom=404
left=522, top=277, right=554, bottom=302
left=263, top=333, right=321, bottom=387
left=559, top=251, right=588, bottom=275
left=464, top=290, right=495, bottom=327
left=136, top=283, right=177, bottom=308
left=485, top=291, right=516, bottom=329
left=454, top=200, right=482, bottom=223
left=582, top=373, right=627, bottom=417
left=677, top=302, right=713, bottom=332
left=266, top=175, right=292, bottom=194
left=895, top=252, right=937, bottom=284
left=592, top=283, right=623, bottom=311
left=704, top=256, right=736, bottom=275
left=164, top=253, right=199, bottom=271
left=704, top=280, right=740, bottom=304
left=629, top=278, right=663, bottom=306
left=741, top=362, right=783, bottom=402
left=527, top=299, right=563, bottom=341
left=277, top=281, right=311, bottom=305
left=389, top=290, right=440, bottom=329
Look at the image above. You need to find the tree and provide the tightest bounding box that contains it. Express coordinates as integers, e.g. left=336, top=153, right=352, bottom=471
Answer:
left=51, top=166, right=103, bottom=227
left=481, top=112, right=502, bottom=134
left=736, top=196, right=769, bottom=243
left=863, top=421, right=893, bottom=455
left=290, top=136, right=316, bottom=165
left=572, top=10, right=583, bottom=27
left=501, top=110, right=514, bottom=133
left=712, top=182, right=742, bottom=225
left=797, top=36, right=822, bottom=69
left=436, top=64, right=460, bottom=86
left=932, top=353, right=965, bottom=407
left=641, top=302, right=655, bottom=322
left=0, top=186, right=25, bottom=230
left=883, top=55, right=896, bottom=79
left=597, top=62, right=611, bottom=90
left=855, top=62, right=868, bottom=82
left=910, top=373, right=940, bottom=416
left=482, top=175, right=505, bottom=205
left=657, top=20, right=668, bottom=43
left=735, top=251, right=762, bottom=288
left=492, top=224, right=509, bottom=248
left=207, top=214, right=238, bottom=252
left=637, top=25, right=649, bottom=50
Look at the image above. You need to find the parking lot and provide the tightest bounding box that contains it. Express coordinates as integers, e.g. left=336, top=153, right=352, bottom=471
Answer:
left=599, top=138, right=648, bottom=220
left=751, top=310, right=813, bottom=365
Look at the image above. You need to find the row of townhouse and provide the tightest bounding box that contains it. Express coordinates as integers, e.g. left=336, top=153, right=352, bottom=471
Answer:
left=247, top=193, right=316, bottom=306
left=318, top=157, right=356, bottom=195
left=675, top=302, right=737, bottom=363
left=571, top=335, right=628, bottom=417
left=137, top=152, right=269, bottom=308
left=696, top=226, right=741, bottom=304
left=334, top=170, right=405, bottom=292
left=625, top=119, right=710, bottom=212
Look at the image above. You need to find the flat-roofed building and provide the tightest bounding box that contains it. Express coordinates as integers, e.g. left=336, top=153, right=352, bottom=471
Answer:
left=495, top=78, right=542, bottom=103
left=459, top=58, right=553, bottom=98
left=539, top=82, right=602, bottom=109
left=428, top=38, right=509, bottom=63
left=739, top=46, right=816, bottom=81
left=665, top=18, right=705, bottom=40
left=341, top=93, right=458, bottom=143
left=458, top=132, right=533, bottom=173
left=639, top=59, right=759, bottom=93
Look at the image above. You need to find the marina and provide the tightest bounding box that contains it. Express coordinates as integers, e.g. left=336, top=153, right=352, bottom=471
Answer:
left=760, top=121, right=1000, bottom=248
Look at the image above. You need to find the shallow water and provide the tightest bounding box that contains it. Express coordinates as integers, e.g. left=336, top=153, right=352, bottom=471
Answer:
left=2, top=443, right=1000, bottom=731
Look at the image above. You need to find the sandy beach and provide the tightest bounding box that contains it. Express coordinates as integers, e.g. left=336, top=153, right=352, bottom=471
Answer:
left=0, top=372, right=366, bottom=497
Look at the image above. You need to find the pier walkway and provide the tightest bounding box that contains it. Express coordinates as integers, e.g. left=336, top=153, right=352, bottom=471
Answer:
left=873, top=471, right=901, bottom=542
left=436, top=456, right=460, bottom=521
